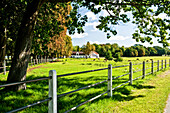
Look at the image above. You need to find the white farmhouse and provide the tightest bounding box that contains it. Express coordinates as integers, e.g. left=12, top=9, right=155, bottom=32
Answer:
left=71, top=51, right=99, bottom=58
left=89, top=51, right=99, bottom=58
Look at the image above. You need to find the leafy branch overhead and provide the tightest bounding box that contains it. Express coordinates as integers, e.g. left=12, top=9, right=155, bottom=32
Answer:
left=65, top=0, right=169, bottom=47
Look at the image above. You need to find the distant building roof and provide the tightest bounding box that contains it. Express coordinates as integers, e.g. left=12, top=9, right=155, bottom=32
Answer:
left=72, top=51, right=85, bottom=55
left=72, top=51, right=99, bottom=56
left=91, top=51, right=99, bottom=55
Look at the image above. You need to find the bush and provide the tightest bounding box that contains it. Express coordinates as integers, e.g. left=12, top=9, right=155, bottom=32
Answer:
left=114, top=52, right=123, bottom=62
left=62, top=62, right=66, bottom=64
left=87, top=63, right=92, bottom=65
left=105, top=50, right=113, bottom=60
left=107, top=57, right=113, bottom=60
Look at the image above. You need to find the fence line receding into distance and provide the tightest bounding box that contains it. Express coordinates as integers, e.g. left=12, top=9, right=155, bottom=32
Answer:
left=0, top=59, right=169, bottom=113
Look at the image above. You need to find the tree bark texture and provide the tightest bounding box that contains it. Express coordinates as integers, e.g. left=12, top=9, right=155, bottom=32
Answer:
left=0, top=33, right=7, bottom=72
left=7, top=0, right=45, bottom=91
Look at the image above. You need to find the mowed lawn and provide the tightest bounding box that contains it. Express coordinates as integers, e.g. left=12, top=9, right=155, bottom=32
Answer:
left=0, top=56, right=170, bottom=113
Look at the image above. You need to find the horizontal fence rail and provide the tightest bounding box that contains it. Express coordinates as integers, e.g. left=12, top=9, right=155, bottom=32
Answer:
left=112, top=73, right=129, bottom=80
left=64, top=91, right=109, bottom=113
left=112, top=64, right=129, bottom=68
left=146, top=72, right=152, bottom=76
left=132, top=75, right=143, bottom=81
left=0, top=67, right=4, bottom=69
left=0, top=76, right=52, bottom=113
left=0, top=58, right=54, bottom=75
left=57, top=67, right=108, bottom=77
left=1, top=59, right=170, bottom=113
left=7, top=98, right=52, bottom=113
left=145, top=67, right=151, bottom=70
left=112, top=80, right=130, bottom=91
left=134, top=69, right=142, bottom=73
left=0, top=77, right=51, bottom=88
left=57, top=80, right=108, bottom=98
left=133, top=63, right=143, bottom=65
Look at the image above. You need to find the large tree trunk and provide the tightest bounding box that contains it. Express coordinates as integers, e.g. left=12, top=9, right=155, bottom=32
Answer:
left=0, top=28, right=7, bottom=72
left=7, top=0, right=45, bottom=91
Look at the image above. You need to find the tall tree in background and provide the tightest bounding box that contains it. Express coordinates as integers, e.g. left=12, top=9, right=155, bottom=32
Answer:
left=138, top=48, right=145, bottom=56
left=91, top=45, right=96, bottom=51
left=73, top=46, right=81, bottom=51
left=32, top=2, right=72, bottom=58
left=147, top=47, right=157, bottom=56
left=105, top=50, right=113, bottom=60
left=63, top=35, right=73, bottom=57
left=83, top=41, right=92, bottom=55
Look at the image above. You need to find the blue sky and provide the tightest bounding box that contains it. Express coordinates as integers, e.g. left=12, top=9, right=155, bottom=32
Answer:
left=67, top=7, right=168, bottom=48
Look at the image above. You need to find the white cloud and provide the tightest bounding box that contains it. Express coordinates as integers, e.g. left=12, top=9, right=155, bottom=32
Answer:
left=86, top=22, right=100, bottom=31
left=85, top=11, right=97, bottom=21
left=69, top=33, right=88, bottom=38
left=94, top=5, right=101, bottom=9
left=154, top=13, right=169, bottom=20
left=100, top=10, right=109, bottom=17
left=108, top=35, right=130, bottom=40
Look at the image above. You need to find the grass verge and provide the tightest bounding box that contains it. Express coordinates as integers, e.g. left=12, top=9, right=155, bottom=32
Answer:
left=0, top=57, right=169, bottom=113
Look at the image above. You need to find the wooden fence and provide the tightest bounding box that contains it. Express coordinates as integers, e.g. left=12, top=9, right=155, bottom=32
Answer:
left=0, top=58, right=53, bottom=75
left=0, top=59, right=170, bottom=113
left=0, top=60, right=12, bottom=75
left=29, top=58, right=53, bottom=66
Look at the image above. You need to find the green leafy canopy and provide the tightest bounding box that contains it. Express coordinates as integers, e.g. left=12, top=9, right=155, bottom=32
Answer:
left=65, top=0, right=169, bottom=47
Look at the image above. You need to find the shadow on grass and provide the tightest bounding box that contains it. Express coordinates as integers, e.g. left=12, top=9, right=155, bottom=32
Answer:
left=111, top=94, right=145, bottom=101
left=0, top=80, right=6, bottom=85
left=0, top=73, right=155, bottom=113
left=132, top=84, right=155, bottom=89
left=0, top=74, right=49, bottom=113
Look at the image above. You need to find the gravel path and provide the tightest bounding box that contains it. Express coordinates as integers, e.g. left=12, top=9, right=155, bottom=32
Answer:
left=164, top=94, right=170, bottom=113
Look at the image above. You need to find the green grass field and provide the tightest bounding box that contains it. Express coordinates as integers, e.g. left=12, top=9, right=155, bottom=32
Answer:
left=0, top=56, right=170, bottom=113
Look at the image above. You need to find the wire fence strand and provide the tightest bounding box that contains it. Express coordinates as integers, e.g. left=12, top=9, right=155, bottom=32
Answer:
left=6, top=98, right=52, bottom=113
left=58, top=80, right=108, bottom=98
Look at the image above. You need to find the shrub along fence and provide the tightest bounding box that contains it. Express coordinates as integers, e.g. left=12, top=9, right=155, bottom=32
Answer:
left=0, top=59, right=170, bottom=113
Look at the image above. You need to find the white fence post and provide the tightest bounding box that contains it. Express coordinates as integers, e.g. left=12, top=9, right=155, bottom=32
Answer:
left=161, top=60, right=163, bottom=70
left=48, top=70, right=57, bottom=113
left=36, top=59, right=38, bottom=65
left=129, top=62, right=133, bottom=85
left=3, top=60, right=6, bottom=75
left=165, top=59, right=166, bottom=68
left=157, top=60, right=159, bottom=72
left=108, top=64, right=112, bottom=97
left=142, top=61, right=145, bottom=79
left=45, top=56, right=47, bottom=62
left=151, top=60, right=154, bottom=74
left=33, top=59, right=35, bottom=66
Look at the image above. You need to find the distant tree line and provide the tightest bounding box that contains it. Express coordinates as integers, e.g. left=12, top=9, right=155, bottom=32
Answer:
left=73, top=42, right=170, bottom=59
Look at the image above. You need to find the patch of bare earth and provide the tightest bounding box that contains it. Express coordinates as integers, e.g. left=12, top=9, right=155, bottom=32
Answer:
left=27, top=62, right=54, bottom=72
left=160, top=69, right=170, bottom=113
left=164, top=94, right=170, bottom=113
left=157, top=69, right=170, bottom=78
left=27, top=65, right=43, bottom=72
